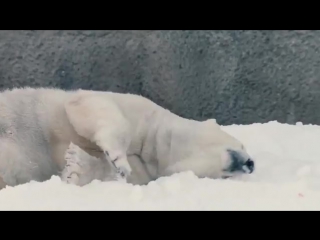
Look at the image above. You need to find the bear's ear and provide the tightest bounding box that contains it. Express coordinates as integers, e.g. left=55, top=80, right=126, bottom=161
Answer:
left=203, top=119, right=220, bottom=128
left=206, top=119, right=217, bottom=124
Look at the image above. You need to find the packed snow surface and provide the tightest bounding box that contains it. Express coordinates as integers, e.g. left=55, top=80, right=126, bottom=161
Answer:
left=1, top=121, right=320, bottom=210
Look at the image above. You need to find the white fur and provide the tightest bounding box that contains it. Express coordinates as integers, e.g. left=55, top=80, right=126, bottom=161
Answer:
left=0, top=87, right=253, bottom=188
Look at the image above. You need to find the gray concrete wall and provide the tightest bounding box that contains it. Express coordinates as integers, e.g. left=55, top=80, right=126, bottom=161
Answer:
left=0, top=30, right=319, bottom=125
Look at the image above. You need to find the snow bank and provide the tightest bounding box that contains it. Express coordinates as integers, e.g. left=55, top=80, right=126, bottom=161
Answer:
left=1, top=121, right=320, bottom=210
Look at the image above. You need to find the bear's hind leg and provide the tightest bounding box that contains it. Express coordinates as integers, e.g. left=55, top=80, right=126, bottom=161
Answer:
left=61, top=142, right=125, bottom=186
left=0, top=175, right=7, bottom=190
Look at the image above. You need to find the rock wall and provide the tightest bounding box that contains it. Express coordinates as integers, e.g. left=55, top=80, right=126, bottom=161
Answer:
left=0, top=30, right=319, bottom=125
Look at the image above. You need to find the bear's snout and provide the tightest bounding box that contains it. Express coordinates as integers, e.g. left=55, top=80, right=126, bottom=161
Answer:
left=243, top=159, right=254, bottom=173
left=226, top=149, right=255, bottom=174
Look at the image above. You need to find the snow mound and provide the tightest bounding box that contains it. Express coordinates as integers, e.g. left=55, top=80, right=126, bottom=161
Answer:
left=1, top=121, right=320, bottom=210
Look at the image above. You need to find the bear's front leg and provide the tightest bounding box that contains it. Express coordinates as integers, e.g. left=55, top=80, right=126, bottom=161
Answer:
left=93, top=128, right=132, bottom=180
left=64, top=92, right=133, bottom=181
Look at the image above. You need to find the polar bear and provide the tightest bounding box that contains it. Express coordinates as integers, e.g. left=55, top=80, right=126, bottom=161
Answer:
left=0, top=87, right=254, bottom=188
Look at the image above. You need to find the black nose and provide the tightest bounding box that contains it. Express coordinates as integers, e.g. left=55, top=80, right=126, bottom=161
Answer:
left=243, top=159, right=254, bottom=173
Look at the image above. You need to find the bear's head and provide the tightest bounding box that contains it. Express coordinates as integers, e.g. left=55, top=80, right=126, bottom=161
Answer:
left=163, top=119, right=255, bottom=179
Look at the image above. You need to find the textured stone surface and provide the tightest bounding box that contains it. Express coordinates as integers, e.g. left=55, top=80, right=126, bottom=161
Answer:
left=0, top=30, right=319, bottom=125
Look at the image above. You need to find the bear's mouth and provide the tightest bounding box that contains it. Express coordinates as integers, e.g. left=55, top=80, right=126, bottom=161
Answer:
left=221, top=172, right=232, bottom=179
left=221, top=176, right=230, bottom=179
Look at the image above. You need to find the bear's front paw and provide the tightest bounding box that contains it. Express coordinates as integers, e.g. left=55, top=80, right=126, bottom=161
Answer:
left=104, top=151, right=131, bottom=181
left=116, top=166, right=130, bottom=181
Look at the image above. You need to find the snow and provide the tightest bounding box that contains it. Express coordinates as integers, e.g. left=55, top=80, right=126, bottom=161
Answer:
left=1, top=121, right=320, bottom=210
